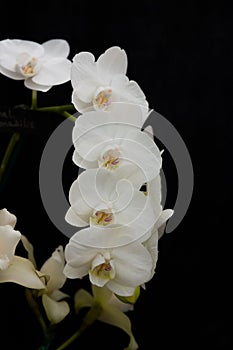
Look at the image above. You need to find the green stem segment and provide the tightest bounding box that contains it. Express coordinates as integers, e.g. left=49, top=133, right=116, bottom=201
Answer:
left=35, top=105, right=76, bottom=122
left=55, top=303, right=102, bottom=350
left=60, top=110, right=76, bottom=122
left=35, top=104, right=75, bottom=113
left=31, top=90, right=37, bottom=109
left=0, top=132, right=20, bottom=184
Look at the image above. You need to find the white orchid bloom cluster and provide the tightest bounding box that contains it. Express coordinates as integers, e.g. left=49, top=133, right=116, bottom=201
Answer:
left=64, top=46, right=173, bottom=296
left=63, top=47, right=174, bottom=348
left=0, top=40, right=174, bottom=349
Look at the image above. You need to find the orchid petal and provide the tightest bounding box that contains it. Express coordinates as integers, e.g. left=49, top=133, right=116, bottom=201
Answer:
left=72, top=150, right=98, bottom=169
left=24, top=78, right=52, bottom=91
left=67, top=225, right=136, bottom=249
left=107, top=281, right=135, bottom=297
left=97, top=47, right=127, bottom=83
left=64, top=244, right=96, bottom=279
left=50, top=289, right=70, bottom=301
left=42, top=39, right=70, bottom=59
left=0, top=225, right=21, bottom=262
left=0, top=208, right=17, bottom=228
left=40, top=246, right=66, bottom=293
left=112, top=244, right=153, bottom=288
left=71, top=52, right=98, bottom=85
left=74, top=168, right=117, bottom=208
left=0, top=39, right=43, bottom=72
left=65, top=207, right=89, bottom=227
left=143, top=125, right=154, bottom=139
left=154, top=209, right=174, bottom=239
left=112, top=74, right=148, bottom=111
left=74, top=79, right=99, bottom=103
left=0, top=65, right=24, bottom=79
left=0, top=256, right=45, bottom=289
left=42, top=294, right=70, bottom=324
left=72, top=92, right=93, bottom=113
left=32, top=58, right=71, bottom=86
left=63, top=262, right=90, bottom=279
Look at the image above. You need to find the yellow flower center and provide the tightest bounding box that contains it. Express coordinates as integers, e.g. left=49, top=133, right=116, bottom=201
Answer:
left=93, top=88, right=112, bottom=110
left=16, top=53, right=37, bottom=77
left=92, top=259, right=114, bottom=279
left=90, top=210, right=113, bottom=226
left=99, top=148, right=121, bottom=170
left=22, top=58, right=36, bottom=75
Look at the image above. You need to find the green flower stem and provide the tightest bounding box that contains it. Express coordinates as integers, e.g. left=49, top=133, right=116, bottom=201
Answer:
left=59, top=110, right=76, bottom=122
left=0, top=131, right=20, bottom=184
left=55, top=303, right=102, bottom=350
left=35, top=104, right=75, bottom=113
left=35, top=105, right=76, bottom=122
left=31, top=90, right=37, bottom=109
left=25, top=288, right=48, bottom=335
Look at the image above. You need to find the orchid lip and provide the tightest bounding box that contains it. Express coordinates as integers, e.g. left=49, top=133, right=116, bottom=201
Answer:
left=90, top=209, right=114, bottom=226
left=91, top=256, right=115, bottom=280
left=99, top=147, right=121, bottom=170
left=93, top=87, right=112, bottom=111
left=16, top=52, right=38, bottom=77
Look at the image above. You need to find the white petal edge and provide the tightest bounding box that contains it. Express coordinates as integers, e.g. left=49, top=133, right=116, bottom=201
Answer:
left=97, top=47, right=128, bottom=83
left=24, top=78, right=52, bottom=92
left=0, top=208, right=17, bottom=227
left=0, top=256, right=45, bottom=289
left=71, top=52, right=98, bottom=84
left=32, top=58, right=71, bottom=86
left=0, top=39, right=43, bottom=72
left=42, top=294, right=70, bottom=324
left=42, top=39, right=70, bottom=59
left=0, top=225, right=21, bottom=261
left=40, top=248, right=66, bottom=293
left=0, top=65, right=25, bottom=80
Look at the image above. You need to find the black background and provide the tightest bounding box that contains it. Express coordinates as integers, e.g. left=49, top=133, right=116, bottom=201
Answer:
left=0, top=1, right=231, bottom=349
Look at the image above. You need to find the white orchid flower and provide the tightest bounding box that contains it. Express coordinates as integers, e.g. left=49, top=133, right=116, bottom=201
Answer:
left=64, top=231, right=153, bottom=297
left=71, top=46, right=148, bottom=113
left=19, top=236, right=70, bottom=324
left=0, top=208, right=45, bottom=289
left=74, top=285, right=138, bottom=350
left=0, top=39, right=71, bottom=91
left=72, top=103, right=162, bottom=182
left=40, top=246, right=70, bottom=324
left=65, top=167, right=160, bottom=244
